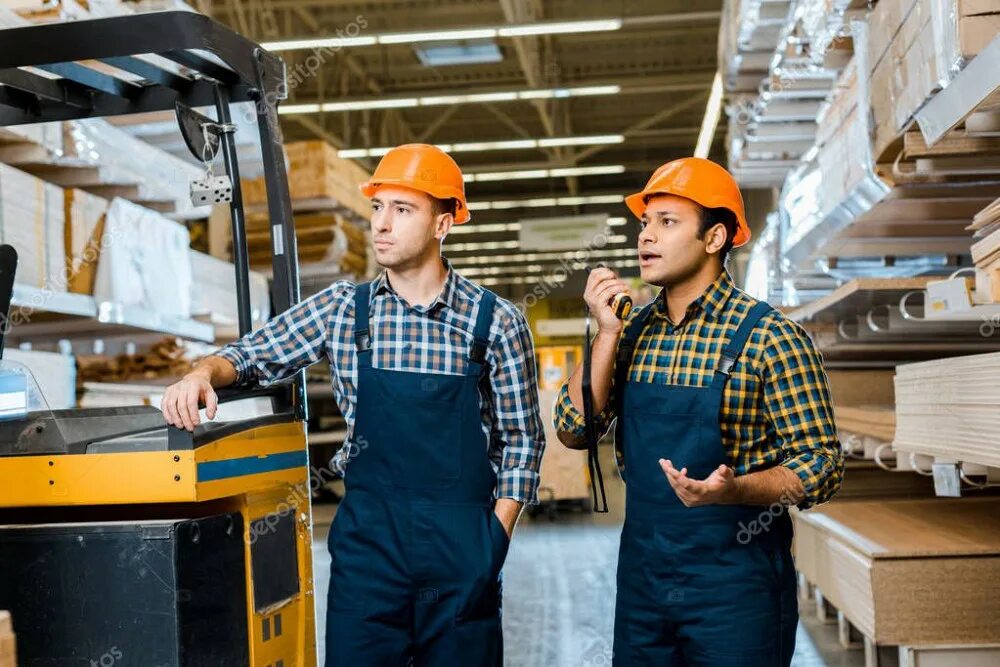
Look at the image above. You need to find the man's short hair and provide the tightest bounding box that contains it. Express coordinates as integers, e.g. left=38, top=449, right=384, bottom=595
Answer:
left=697, top=205, right=738, bottom=264
left=430, top=197, right=457, bottom=219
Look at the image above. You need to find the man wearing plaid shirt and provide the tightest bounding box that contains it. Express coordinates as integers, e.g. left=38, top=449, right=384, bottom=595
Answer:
left=162, top=144, right=544, bottom=666
left=555, top=158, right=842, bottom=666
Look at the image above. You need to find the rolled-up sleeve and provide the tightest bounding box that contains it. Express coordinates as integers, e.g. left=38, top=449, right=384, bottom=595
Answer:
left=489, top=306, right=546, bottom=504
left=552, top=379, right=616, bottom=439
left=759, top=318, right=843, bottom=509
left=215, top=283, right=348, bottom=386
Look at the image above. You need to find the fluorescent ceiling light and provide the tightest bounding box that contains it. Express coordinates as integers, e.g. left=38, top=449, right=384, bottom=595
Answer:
left=446, top=240, right=520, bottom=252
left=338, top=135, right=623, bottom=158
left=447, top=223, right=523, bottom=235
left=266, top=36, right=377, bottom=50
left=497, top=19, right=623, bottom=37
left=467, top=194, right=623, bottom=211
left=378, top=28, right=498, bottom=44
left=263, top=19, right=625, bottom=52
left=608, top=216, right=628, bottom=226
left=446, top=234, right=628, bottom=253
left=463, top=258, right=640, bottom=278
left=279, top=85, right=621, bottom=116
left=466, top=164, right=625, bottom=182
left=695, top=71, right=724, bottom=158
left=450, top=248, right=637, bottom=264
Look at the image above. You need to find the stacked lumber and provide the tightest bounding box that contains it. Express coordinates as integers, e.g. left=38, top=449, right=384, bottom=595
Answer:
left=826, top=369, right=897, bottom=442
left=64, top=188, right=109, bottom=295
left=243, top=212, right=368, bottom=277
left=75, top=337, right=197, bottom=387
left=970, top=197, right=1000, bottom=303
left=0, top=119, right=206, bottom=219
left=242, top=141, right=372, bottom=220
left=793, top=498, right=1000, bottom=646
left=869, top=0, right=1000, bottom=163
left=835, top=459, right=935, bottom=498
left=893, top=350, right=1000, bottom=468
left=836, top=406, right=896, bottom=442
left=0, top=163, right=66, bottom=291
left=0, top=611, right=14, bottom=667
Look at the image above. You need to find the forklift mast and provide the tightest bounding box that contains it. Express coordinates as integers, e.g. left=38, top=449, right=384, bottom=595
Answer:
left=0, top=10, right=305, bottom=415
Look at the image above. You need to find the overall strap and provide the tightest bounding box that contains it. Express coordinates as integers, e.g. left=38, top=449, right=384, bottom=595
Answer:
left=614, top=301, right=655, bottom=388
left=353, top=281, right=373, bottom=368
left=710, top=300, right=773, bottom=389
left=467, top=288, right=497, bottom=375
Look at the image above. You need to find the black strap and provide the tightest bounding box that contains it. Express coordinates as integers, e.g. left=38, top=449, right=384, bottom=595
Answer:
left=581, top=307, right=609, bottom=513
left=353, top=281, right=372, bottom=361
left=468, top=289, right=496, bottom=369
left=710, top=301, right=773, bottom=388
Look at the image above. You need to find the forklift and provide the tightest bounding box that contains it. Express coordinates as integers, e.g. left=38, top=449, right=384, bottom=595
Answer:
left=0, top=11, right=317, bottom=666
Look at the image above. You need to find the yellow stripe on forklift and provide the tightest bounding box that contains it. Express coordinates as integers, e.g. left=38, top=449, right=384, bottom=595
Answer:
left=0, top=450, right=197, bottom=507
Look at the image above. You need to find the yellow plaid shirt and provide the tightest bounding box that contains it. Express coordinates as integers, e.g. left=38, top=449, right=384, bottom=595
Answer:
left=553, top=271, right=843, bottom=508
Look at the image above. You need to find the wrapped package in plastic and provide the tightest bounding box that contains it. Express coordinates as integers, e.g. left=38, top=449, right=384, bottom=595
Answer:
left=8, top=0, right=132, bottom=23
left=62, top=120, right=208, bottom=219
left=868, top=0, right=1000, bottom=161
left=780, top=20, right=890, bottom=266
left=92, top=198, right=193, bottom=318
left=189, top=250, right=271, bottom=329
left=0, top=164, right=67, bottom=291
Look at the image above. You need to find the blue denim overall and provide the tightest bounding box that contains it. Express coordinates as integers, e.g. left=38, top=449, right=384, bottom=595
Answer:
left=612, top=300, right=797, bottom=666
left=325, top=282, right=508, bottom=666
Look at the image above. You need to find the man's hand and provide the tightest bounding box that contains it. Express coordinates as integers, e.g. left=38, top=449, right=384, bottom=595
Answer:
left=660, top=459, right=738, bottom=507
left=584, top=267, right=631, bottom=335
left=161, top=370, right=218, bottom=432
left=493, top=498, right=523, bottom=539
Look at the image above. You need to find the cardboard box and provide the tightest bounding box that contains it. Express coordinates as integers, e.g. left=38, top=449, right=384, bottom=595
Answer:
left=0, top=163, right=66, bottom=291
left=793, top=498, right=1000, bottom=644
left=64, top=188, right=109, bottom=295
left=0, top=610, right=15, bottom=667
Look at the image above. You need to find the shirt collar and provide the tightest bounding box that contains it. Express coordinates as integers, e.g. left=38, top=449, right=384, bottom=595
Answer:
left=649, top=270, right=735, bottom=325
left=372, top=257, right=464, bottom=312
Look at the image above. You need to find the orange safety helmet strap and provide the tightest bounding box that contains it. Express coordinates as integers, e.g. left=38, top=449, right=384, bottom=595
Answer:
left=625, top=157, right=750, bottom=248
left=359, top=143, right=471, bottom=224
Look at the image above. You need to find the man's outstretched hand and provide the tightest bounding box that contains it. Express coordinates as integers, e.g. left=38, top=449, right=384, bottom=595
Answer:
left=659, top=459, right=738, bottom=507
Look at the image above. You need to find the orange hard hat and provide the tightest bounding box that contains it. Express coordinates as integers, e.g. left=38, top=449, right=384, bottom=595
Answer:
left=625, top=157, right=750, bottom=248
left=359, top=143, right=471, bottom=224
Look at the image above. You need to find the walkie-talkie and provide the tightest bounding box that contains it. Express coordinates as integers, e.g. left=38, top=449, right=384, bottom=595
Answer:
left=581, top=266, right=631, bottom=513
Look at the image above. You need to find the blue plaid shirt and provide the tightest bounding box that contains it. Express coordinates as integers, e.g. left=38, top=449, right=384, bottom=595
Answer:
left=216, top=259, right=545, bottom=504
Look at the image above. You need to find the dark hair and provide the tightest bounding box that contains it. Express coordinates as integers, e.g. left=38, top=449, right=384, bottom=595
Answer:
left=696, top=205, right=739, bottom=265
left=430, top=197, right=457, bottom=219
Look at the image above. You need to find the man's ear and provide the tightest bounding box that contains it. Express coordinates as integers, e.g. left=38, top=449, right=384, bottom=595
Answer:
left=435, top=213, right=455, bottom=240
left=705, top=222, right=728, bottom=255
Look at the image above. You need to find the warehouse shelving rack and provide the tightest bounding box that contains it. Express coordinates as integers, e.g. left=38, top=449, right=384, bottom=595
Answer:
left=0, top=11, right=318, bottom=665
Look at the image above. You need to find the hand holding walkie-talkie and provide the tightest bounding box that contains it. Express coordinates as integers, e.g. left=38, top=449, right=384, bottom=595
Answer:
left=584, top=265, right=632, bottom=329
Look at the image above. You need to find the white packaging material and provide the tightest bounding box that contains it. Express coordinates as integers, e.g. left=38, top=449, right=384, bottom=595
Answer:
left=93, top=198, right=193, bottom=317
left=0, top=163, right=67, bottom=291
left=5, top=348, right=77, bottom=409
left=189, top=250, right=271, bottom=328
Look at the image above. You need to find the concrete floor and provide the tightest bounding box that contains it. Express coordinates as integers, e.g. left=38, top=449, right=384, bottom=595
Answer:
left=311, top=450, right=865, bottom=666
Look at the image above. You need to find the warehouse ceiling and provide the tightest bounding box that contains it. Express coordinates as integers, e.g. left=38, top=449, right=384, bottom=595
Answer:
left=205, top=0, right=727, bottom=292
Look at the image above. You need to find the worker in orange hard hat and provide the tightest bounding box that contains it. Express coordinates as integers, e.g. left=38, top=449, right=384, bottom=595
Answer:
left=554, top=157, right=843, bottom=666
left=165, top=143, right=544, bottom=665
